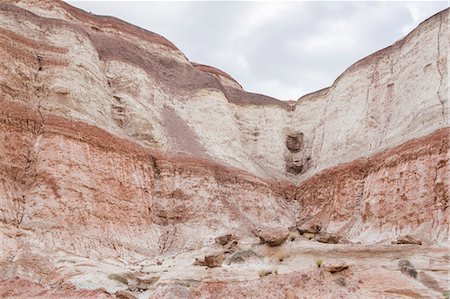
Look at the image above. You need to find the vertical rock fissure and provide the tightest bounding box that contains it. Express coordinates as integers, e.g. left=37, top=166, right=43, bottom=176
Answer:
left=35, top=54, right=45, bottom=123
left=436, top=13, right=447, bottom=124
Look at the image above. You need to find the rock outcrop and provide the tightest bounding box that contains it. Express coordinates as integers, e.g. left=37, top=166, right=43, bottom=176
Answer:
left=0, top=0, right=448, bottom=298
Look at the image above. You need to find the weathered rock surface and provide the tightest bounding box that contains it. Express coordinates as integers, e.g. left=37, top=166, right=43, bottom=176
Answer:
left=0, top=0, right=448, bottom=298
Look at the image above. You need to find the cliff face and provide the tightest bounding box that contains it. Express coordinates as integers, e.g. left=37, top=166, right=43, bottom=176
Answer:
left=0, top=1, right=449, bottom=298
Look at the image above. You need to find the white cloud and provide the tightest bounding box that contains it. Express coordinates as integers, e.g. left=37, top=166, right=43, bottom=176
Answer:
left=236, top=2, right=290, bottom=38
left=301, top=20, right=357, bottom=52
left=67, top=1, right=448, bottom=100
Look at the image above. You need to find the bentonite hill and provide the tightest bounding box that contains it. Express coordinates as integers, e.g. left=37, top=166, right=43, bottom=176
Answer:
left=0, top=1, right=449, bottom=298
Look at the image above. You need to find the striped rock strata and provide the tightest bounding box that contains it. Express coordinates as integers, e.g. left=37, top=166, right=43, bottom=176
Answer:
left=0, top=1, right=448, bottom=298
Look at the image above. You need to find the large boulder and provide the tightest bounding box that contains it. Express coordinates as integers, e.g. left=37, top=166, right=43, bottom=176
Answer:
left=215, top=233, right=237, bottom=246
left=215, top=233, right=238, bottom=252
left=315, top=233, right=340, bottom=244
left=253, top=227, right=289, bottom=246
left=205, top=254, right=224, bottom=268
left=322, top=261, right=349, bottom=273
left=194, top=253, right=224, bottom=268
left=297, top=222, right=322, bottom=235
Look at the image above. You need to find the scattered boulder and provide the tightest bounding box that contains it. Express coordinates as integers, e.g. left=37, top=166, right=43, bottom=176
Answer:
left=398, top=260, right=417, bottom=278
left=215, top=233, right=236, bottom=246
left=215, top=233, right=238, bottom=252
left=392, top=235, right=422, bottom=245
left=297, top=222, right=321, bottom=235
left=323, top=262, right=349, bottom=273
left=315, top=233, right=340, bottom=244
left=228, top=249, right=259, bottom=264
left=194, top=253, right=224, bottom=268
left=205, top=254, right=224, bottom=268
left=253, top=227, right=289, bottom=246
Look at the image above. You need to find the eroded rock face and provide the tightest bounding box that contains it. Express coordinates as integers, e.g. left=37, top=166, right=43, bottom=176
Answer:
left=0, top=1, right=448, bottom=298
left=286, top=133, right=304, bottom=153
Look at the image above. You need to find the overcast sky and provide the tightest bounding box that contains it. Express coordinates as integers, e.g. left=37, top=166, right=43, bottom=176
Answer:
left=68, top=1, right=447, bottom=100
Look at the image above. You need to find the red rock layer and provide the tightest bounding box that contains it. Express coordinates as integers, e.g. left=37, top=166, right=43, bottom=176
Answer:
left=223, top=86, right=292, bottom=110
left=297, top=128, right=449, bottom=243
left=192, top=62, right=243, bottom=88
left=0, top=277, right=112, bottom=299
left=0, top=99, right=295, bottom=258
left=1, top=1, right=291, bottom=109
left=3, top=0, right=179, bottom=51
left=1, top=94, right=447, bottom=247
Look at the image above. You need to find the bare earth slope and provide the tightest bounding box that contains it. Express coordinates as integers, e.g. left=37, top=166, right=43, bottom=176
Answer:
left=0, top=1, right=449, bottom=298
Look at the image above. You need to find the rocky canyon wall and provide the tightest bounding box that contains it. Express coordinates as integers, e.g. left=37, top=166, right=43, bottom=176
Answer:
left=0, top=1, right=449, bottom=298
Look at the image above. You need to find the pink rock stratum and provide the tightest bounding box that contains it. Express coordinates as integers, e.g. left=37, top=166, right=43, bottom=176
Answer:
left=0, top=1, right=449, bottom=298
